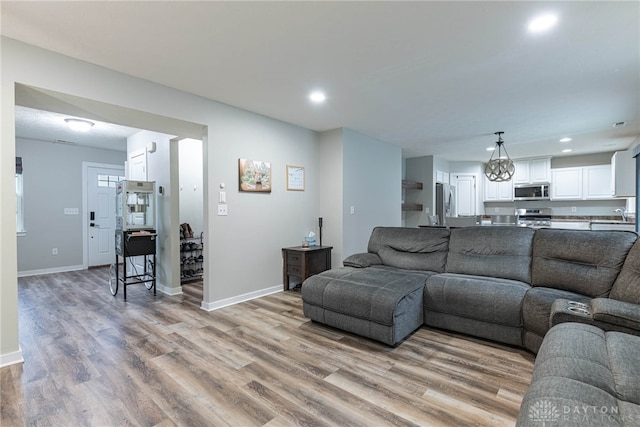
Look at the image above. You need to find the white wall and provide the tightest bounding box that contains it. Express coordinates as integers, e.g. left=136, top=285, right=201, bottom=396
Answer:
left=342, top=129, right=402, bottom=258
left=16, top=138, right=126, bottom=274
left=317, top=129, right=344, bottom=265
left=179, top=138, right=204, bottom=235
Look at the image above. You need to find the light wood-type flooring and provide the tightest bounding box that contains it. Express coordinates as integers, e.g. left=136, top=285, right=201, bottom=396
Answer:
left=1, top=267, right=535, bottom=426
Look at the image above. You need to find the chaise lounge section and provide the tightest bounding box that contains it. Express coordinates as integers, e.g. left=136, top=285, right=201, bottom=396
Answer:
left=301, top=227, right=450, bottom=346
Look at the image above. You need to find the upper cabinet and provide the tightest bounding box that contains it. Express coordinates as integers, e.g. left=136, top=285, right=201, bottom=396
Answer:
left=551, top=167, right=582, bottom=200
left=435, top=170, right=449, bottom=184
left=551, top=165, right=613, bottom=200
left=513, top=158, right=551, bottom=184
left=611, top=149, right=636, bottom=197
left=484, top=178, right=513, bottom=202
left=584, top=165, right=613, bottom=199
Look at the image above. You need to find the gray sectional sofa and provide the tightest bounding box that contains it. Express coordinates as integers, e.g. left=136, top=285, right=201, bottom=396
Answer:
left=302, top=226, right=639, bottom=351
left=301, top=226, right=640, bottom=426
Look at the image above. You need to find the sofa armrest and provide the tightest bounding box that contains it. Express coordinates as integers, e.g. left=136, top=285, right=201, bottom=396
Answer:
left=550, top=298, right=640, bottom=337
left=590, top=298, right=640, bottom=332
left=343, top=253, right=382, bottom=268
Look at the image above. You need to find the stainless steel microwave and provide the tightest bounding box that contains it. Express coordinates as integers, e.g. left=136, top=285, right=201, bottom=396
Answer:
left=514, top=184, right=550, bottom=200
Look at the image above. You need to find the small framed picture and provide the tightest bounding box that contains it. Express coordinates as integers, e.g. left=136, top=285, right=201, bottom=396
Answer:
left=286, top=165, right=305, bottom=191
left=238, top=159, right=271, bottom=193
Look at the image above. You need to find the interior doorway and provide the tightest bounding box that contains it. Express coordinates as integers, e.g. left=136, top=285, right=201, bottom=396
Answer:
left=178, top=138, right=204, bottom=303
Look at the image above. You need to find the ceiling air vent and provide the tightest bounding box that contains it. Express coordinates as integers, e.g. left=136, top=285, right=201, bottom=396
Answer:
left=54, top=139, right=77, bottom=145
left=612, top=121, right=626, bottom=128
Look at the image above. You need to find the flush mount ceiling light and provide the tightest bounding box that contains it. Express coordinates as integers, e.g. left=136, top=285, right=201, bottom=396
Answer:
left=528, top=13, right=558, bottom=33
left=484, top=131, right=515, bottom=182
left=309, top=91, right=326, bottom=103
left=65, top=118, right=94, bottom=132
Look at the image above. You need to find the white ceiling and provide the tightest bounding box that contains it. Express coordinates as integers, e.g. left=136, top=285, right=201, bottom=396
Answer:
left=14, top=106, right=139, bottom=151
left=2, top=1, right=639, bottom=161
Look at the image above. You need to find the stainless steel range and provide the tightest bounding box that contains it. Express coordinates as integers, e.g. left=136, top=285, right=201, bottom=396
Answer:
left=516, top=208, right=552, bottom=228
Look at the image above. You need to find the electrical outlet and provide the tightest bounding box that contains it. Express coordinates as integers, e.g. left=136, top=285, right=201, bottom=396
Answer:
left=350, top=206, right=355, bottom=215
left=217, top=205, right=228, bottom=216
left=52, top=248, right=58, bottom=255
left=495, top=207, right=500, bottom=213
left=424, top=207, right=429, bottom=214
left=571, top=206, right=577, bottom=213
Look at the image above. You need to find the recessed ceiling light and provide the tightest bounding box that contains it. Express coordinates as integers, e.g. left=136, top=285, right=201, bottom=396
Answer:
left=486, top=147, right=495, bottom=151
left=559, top=137, right=572, bottom=143
left=65, top=118, right=94, bottom=132
left=528, top=13, right=558, bottom=33
left=562, top=149, right=572, bottom=153
left=309, top=91, right=326, bottom=103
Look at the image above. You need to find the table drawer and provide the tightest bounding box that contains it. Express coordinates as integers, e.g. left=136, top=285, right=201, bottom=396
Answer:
left=287, top=252, right=302, bottom=265
left=287, top=265, right=302, bottom=276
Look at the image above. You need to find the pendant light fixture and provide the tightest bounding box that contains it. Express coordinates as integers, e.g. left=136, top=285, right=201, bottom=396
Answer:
left=484, top=131, right=515, bottom=182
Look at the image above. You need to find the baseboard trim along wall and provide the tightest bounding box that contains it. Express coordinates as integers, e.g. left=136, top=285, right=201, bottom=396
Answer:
left=201, top=285, right=282, bottom=312
left=156, top=284, right=183, bottom=296
left=17, top=265, right=84, bottom=278
left=0, top=348, right=24, bottom=368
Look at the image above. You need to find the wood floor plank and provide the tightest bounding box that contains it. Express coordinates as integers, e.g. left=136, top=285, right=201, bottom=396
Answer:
left=2, top=267, right=535, bottom=426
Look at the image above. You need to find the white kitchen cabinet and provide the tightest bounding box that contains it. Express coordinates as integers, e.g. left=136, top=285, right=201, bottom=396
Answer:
left=484, top=177, right=513, bottom=201
left=551, top=167, right=583, bottom=200
left=513, top=161, right=530, bottom=184
left=551, top=165, right=613, bottom=200
left=514, top=158, right=551, bottom=184
left=550, top=221, right=590, bottom=230
left=584, top=165, right=613, bottom=199
left=612, top=150, right=636, bottom=197
left=435, top=170, right=449, bottom=184
left=591, top=223, right=636, bottom=232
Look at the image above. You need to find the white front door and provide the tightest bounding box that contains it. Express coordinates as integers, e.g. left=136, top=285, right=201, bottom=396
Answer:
left=87, top=165, right=125, bottom=267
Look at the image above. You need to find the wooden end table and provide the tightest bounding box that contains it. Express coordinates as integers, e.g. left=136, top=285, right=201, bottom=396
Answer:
left=282, top=246, right=333, bottom=291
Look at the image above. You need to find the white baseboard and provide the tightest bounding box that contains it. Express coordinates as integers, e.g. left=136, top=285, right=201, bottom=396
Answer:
left=157, top=283, right=183, bottom=296
left=0, top=348, right=24, bottom=368
left=201, top=285, right=282, bottom=311
left=18, top=264, right=85, bottom=277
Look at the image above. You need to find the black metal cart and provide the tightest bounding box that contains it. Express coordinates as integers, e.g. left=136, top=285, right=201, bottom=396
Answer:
left=109, top=230, right=157, bottom=300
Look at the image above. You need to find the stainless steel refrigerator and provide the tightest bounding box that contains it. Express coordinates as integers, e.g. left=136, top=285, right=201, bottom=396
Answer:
left=435, top=183, right=456, bottom=226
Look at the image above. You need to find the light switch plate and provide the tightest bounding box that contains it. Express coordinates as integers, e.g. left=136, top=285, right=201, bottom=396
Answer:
left=217, top=204, right=228, bottom=216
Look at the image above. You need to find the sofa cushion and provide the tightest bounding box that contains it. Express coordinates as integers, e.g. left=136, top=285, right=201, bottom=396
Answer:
left=425, top=273, right=530, bottom=327
left=532, top=229, right=637, bottom=298
left=301, top=266, right=431, bottom=326
left=522, top=287, right=591, bottom=336
left=445, top=226, right=535, bottom=283
left=610, top=240, right=640, bottom=304
left=366, top=227, right=450, bottom=272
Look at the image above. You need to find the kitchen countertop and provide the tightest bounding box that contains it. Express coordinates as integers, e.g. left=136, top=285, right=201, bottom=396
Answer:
left=479, top=215, right=635, bottom=225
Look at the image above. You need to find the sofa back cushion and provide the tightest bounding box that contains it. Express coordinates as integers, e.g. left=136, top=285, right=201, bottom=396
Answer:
left=367, top=227, right=450, bottom=272
left=610, top=239, right=640, bottom=304
left=445, top=226, right=535, bottom=283
left=532, top=229, right=637, bottom=298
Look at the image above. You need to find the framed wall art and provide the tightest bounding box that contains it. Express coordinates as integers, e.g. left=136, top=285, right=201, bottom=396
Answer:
left=238, top=159, right=271, bottom=193
left=286, top=165, right=305, bottom=191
